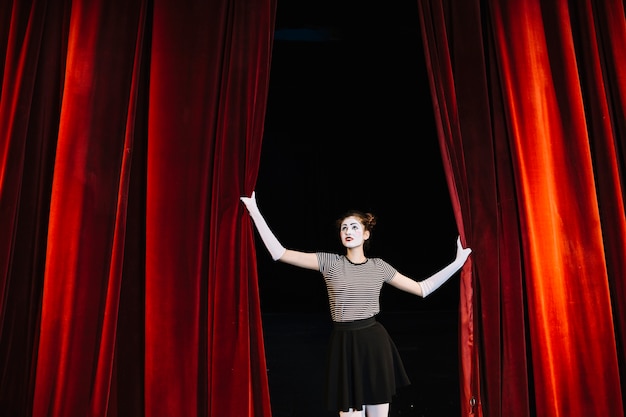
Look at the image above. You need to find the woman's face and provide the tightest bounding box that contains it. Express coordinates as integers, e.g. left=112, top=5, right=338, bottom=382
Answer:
left=339, top=216, right=369, bottom=249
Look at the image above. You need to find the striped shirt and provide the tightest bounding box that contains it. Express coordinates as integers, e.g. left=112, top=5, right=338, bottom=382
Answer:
left=316, top=252, right=397, bottom=322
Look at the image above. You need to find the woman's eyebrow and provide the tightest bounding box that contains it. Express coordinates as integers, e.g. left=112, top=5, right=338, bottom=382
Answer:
left=341, top=221, right=360, bottom=228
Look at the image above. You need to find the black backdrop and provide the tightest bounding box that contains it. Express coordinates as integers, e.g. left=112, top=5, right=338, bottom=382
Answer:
left=255, top=1, right=459, bottom=314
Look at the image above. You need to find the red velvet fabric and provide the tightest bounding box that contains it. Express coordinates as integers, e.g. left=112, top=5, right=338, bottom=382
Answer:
left=2, top=0, right=625, bottom=416
left=0, top=1, right=275, bottom=416
left=418, top=0, right=626, bottom=416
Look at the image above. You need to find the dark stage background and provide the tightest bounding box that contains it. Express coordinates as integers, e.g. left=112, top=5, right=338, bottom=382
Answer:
left=256, top=1, right=459, bottom=314
left=256, top=2, right=463, bottom=416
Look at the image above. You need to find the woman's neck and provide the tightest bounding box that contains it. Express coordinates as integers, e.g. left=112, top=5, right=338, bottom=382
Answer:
left=345, top=248, right=367, bottom=264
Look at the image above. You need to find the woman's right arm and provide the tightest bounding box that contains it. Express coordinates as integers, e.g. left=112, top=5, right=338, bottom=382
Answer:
left=240, top=191, right=319, bottom=271
left=279, top=249, right=319, bottom=270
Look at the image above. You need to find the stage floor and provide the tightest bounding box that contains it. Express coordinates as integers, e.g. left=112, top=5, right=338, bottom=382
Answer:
left=262, top=310, right=461, bottom=417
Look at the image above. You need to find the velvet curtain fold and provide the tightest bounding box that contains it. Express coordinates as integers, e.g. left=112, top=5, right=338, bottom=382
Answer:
left=3, top=0, right=625, bottom=416
left=418, top=0, right=626, bottom=416
left=0, top=1, right=275, bottom=416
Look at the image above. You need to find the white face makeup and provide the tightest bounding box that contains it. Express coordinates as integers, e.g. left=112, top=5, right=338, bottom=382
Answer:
left=340, top=216, right=368, bottom=249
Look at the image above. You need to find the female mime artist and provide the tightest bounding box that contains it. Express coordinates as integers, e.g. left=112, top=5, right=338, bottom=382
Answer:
left=240, top=191, right=472, bottom=417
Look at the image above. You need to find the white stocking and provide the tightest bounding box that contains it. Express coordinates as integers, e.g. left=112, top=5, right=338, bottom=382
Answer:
left=365, top=403, right=389, bottom=417
left=339, top=407, right=365, bottom=417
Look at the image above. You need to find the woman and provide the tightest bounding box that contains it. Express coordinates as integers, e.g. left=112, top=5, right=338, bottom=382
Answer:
left=240, top=191, right=472, bottom=417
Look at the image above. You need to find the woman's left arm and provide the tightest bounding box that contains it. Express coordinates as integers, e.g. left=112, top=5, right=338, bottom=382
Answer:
left=388, top=236, right=472, bottom=298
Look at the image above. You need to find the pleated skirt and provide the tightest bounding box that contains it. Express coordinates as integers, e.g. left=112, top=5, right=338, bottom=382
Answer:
left=325, top=316, right=411, bottom=412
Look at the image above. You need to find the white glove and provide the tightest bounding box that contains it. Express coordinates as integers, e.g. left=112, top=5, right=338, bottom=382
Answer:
left=240, top=192, right=286, bottom=261
left=418, top=236, right=472, bottom=297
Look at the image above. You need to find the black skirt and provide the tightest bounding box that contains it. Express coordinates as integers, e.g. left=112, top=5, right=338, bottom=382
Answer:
left=325, top=316, right=411, bottom=412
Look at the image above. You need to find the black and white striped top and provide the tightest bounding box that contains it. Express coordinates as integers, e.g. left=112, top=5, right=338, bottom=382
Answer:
left=316, top=252, right=397, bottom=322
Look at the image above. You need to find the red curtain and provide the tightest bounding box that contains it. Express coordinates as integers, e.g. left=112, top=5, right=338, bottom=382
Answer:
left=3, top=0, right=625, bottom=416
left=0, top=1, right=275, bottom=416
left=418, top=0, right=626, bottom=416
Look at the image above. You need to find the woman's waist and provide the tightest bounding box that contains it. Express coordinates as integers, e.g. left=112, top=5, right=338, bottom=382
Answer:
left=332, top=315, right=377, bottom=330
